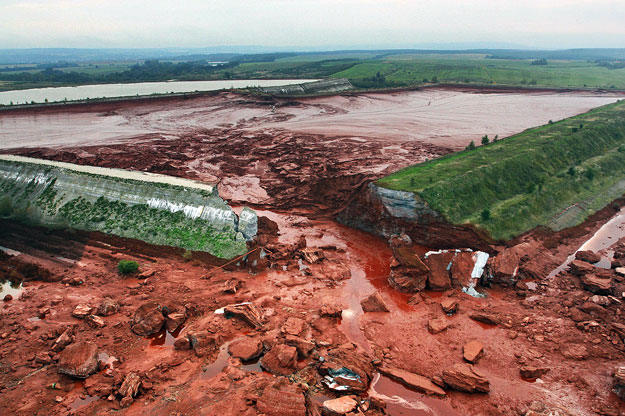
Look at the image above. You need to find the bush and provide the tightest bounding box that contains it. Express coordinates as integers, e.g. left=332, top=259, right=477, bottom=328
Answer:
left=466, top=140, right=476, bottom=150
left=117, top=260, right=139, bottom=275
left=481, top=135, right=490, bottom=145
left=481, top=209, right=491, bottom=221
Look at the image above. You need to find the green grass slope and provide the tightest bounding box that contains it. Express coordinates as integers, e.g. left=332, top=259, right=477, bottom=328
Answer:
left=377, top=100, right=625, bottom=241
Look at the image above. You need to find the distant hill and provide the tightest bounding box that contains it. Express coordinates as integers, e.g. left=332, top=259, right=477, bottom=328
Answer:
left=2, top=47, right=625, bottom=65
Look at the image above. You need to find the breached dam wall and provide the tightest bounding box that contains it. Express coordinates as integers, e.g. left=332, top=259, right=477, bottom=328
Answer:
left=257, top=78, right=353, bottom=96
left=0, top=155, right=257, bottom=259
left=338, top=183, right=493, bottom=253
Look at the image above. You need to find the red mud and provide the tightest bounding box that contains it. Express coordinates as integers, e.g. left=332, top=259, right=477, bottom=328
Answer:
left=2, top=89, right=623, bottom=213
left=2, top=89, right=625, bottom=415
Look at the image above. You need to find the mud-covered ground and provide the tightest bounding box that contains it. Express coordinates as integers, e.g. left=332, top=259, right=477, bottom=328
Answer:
left=2, top=89, right=623, bottom=212
left=2, top=204, right=625, bottom=416
left=2, top=89, right=625, bottom=415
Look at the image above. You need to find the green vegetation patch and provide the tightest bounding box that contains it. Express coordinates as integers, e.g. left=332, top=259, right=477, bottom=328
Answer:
left=57, top=197, right=245, bottom=259
left=118, top=260, right=139, bottom=275
left=377, top=100, right=625, bottom=241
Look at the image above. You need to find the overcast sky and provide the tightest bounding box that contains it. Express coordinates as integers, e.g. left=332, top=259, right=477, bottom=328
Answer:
left=1, top=0, right=624, bottom=50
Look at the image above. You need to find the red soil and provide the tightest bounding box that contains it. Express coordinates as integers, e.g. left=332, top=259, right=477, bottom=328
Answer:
left=1, top=90, right=625, bottom=415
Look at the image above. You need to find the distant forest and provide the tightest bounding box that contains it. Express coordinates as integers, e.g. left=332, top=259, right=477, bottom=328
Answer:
left=0, top=60, right=238, bottom=84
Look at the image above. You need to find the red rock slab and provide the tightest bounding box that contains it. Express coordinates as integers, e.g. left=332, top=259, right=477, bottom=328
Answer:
left=360, top=292, right=390, bottom=312
left=260, top=344, right=298, bottom=376
left=379, top=366, right=446, bottom=396
left=228, top=337, right=264, bottom=361
left=57, top=341, right=99, bottom=379
left=256, top=379, right=307, bottom=416
left=442, top=363, right=490, bottom=393
left=463, top=340, right=484, bottom=363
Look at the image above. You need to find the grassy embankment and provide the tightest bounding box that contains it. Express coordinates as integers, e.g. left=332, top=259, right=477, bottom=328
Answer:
left=377, top=100, right=625, bottom=241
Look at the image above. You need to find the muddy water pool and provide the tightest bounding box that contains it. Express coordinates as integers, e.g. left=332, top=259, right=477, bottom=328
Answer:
left=549, top=206, right=625, bottom=278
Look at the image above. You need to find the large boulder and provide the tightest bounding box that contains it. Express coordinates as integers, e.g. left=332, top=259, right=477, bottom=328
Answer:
left=449, top=251, right=476, bottom=288
left=57, top=341, right=99, bottom=379
left=256, top=379, right=307, bottom=416
left=463, top=341, right=484, bottom=363
left=228, top=337, right=264, bottom=361
left=388, top=234, right=430, bottom=293
left=319, top=344, right=373, bottom=393
left=131, top=302, right=165, bottom=336
left=488, top=246, right=522, bottom=284
left=581, top=274, right=612, bottom=295
left=428, top=317, right=449, bottom=334
left=187, top=330, right=218, bottom=357
left=285, top=335, right=315, bottom=358
left=379, top=366, right=446, bottom=396
left=575, top=250, right=601, bottom=264
left=360, top=292, right=389, bottom=312
left=282, top=317, right=307, bottom=336
left=423, top=252, right=453, bottom=291
left=161, top=301, right=187, bottom=332
left=260, top=344, right=298, bottom=376
left=321, top=396, right=358, bottom=415
left=389, top=269, right=428, bottom=292
left=98, top=298, right=120, bottom=316
left=442, top=363, right=490, bottom=393
left=568, top=260, right=594, bottom=276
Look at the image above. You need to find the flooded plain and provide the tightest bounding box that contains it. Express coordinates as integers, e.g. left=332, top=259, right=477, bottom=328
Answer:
left=0, top=89, right=622, bottom=150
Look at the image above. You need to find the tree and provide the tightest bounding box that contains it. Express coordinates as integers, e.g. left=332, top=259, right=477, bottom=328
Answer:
left=481, top=135, right=490, bottom=145
left=585, top=168, right=596, bottom=180
left=466, top=140, right=476, bottom=150
left=567, top=167, right=576, bottom=177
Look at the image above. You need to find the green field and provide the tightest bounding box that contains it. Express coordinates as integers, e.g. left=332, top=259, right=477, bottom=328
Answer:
left=1, top=50, right=624, bottom=92
left=332, top=57, right=625, bottom=90
left=377, top=100, right=625, bottom=241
